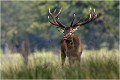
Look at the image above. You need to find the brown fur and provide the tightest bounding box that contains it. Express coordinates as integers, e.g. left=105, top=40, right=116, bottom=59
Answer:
left=61, top=33, right=83, bottom=66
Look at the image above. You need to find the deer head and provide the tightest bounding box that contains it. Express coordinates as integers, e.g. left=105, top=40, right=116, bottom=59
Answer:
left=48, top=8, right=98, bottom=40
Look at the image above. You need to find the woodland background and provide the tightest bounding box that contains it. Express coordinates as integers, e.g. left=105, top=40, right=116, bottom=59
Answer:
left=1, top=1, right=119, bottom=53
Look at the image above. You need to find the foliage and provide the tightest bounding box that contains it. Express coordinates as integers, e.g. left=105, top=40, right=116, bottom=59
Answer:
left=1, top=49, right=119, bottom=79
left=1, top=1, right=119, bottom=51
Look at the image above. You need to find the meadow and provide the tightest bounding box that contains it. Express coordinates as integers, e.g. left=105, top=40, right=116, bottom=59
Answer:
left=0, top=49, right=119, bottom=79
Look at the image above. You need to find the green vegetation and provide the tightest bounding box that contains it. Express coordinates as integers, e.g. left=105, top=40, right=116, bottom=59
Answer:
left=1, top=1, right=119, bottom=50
left=1, top=49, right=119, bottom=79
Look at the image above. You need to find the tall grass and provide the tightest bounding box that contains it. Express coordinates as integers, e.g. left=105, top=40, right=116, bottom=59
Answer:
left=0, top=49, right=119, bottom=79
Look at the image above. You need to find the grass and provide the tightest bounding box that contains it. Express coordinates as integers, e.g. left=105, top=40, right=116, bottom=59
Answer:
left=0, top=49, right=119, bottom=79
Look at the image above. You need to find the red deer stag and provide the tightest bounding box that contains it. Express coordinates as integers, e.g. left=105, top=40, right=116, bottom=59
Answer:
left=48, top=8, right=98, bottom=66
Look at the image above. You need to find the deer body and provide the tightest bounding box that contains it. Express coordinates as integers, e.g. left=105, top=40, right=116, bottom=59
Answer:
left=48, top=8, right=99, bottom=66
left=61, top=33, right=83, bottom=65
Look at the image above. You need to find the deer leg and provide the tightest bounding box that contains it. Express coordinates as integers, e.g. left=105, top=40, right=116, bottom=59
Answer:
left=77, top=52, right=82, bottom=66
left=69, top=59, right=72, bottom=66
left=78, top=57, right=81, bottom=66
left=76, top=56, right=81, bottom=67
left=61, top=52, right=66, bottom=66
left=69, top=57, right=74, bottom=66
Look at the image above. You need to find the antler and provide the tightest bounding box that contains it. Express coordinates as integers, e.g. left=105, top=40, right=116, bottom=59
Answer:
left=48, top=8, right=66, bottom=29
left=70, top=14, right=76, bottom=27
left=72, top=8, right=98, bottom=28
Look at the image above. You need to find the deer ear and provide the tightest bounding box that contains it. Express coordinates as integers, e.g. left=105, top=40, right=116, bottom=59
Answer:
left=57, top=28, right=64, bottom=33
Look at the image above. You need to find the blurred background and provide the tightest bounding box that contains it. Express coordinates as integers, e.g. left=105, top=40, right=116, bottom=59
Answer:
left=1, top=1, right=119, bottom=54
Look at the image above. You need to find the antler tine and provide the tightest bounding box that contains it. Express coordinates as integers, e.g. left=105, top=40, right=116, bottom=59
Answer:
left=56, top=8, right=62, bottom=17
left=89, top=8, right=96, bottom=20
left=49, top=8, right=52, bottom=15
left=48, top=15, right=58, bottom=26
left=71, top=13, right=76, bottom=27
left=48, top=8, right=59, bottom=26
left=48, top=16, right=49, bottom=19
left=94, top=8, right=95, bottom=12
left=53, top=9, right=56, bottom=14
left=56, top=18, right=66, bottom=27
left=87, top=8, right=96, bottom=21
left=89, top=7, right=92, bottom=12
left=91, top=8, right=97, bottom=20
left=89, top=13, right=92, bottom=19
left=72, top=8, right=98, bottom=27
left=48, top=8, right=66, bottom=28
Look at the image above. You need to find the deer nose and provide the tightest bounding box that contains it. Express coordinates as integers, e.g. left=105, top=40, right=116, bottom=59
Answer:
left=63, top=33, right=70, bottom=39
